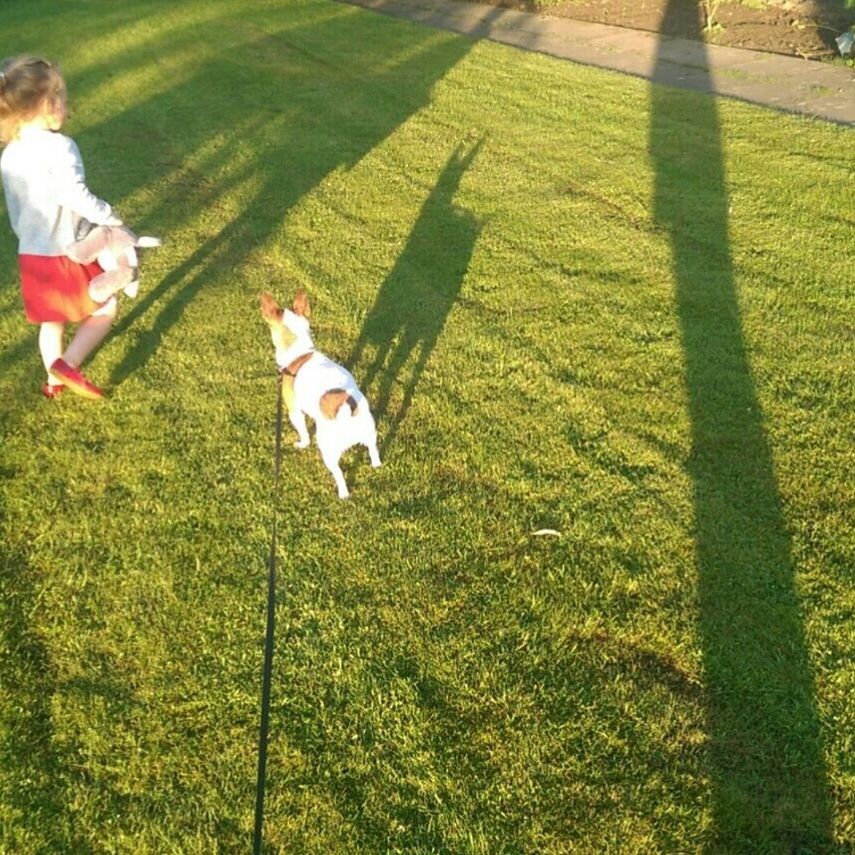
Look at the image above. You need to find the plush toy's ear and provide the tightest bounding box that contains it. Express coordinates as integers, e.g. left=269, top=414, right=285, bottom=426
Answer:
left=292, top=290, right=310, bottom=318
left=260, top=292, right=282, bottom=323
left=108, top=226, right=139, bottom=252
left=67, top=225, right=113, bottom=264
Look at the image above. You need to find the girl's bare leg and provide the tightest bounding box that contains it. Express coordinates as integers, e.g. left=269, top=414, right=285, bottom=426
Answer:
left=62, top=299, right=117, bottom=368
left=39, top=321, right=65, bottom=383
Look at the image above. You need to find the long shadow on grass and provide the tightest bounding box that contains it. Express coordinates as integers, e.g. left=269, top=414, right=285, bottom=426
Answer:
left=348, top=139, right=483, bottom=450
left=650, top=3, right=833, bottom=849
left=93, top=15, right=479, bottom=389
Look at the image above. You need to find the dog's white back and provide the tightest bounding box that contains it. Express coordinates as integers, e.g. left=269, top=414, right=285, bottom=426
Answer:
left=294, top=353, right=362, bottom=419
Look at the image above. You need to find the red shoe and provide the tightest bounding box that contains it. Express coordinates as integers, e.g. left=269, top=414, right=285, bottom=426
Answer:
left=42, top=382, right=65, bottom=399
left=49, top=359, right=105, bottom=400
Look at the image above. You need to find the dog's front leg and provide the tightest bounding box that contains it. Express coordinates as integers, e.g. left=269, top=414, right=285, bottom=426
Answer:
left=282, top=378, right=310, bottom=448
left=289, top=408, right=311, bottom=449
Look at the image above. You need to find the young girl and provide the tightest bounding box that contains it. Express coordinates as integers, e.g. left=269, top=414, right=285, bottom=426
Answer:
left=0, top=55, right=123, bottom=400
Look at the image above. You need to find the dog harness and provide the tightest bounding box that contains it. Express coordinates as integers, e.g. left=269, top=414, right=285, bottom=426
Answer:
left=281, top=351, right=314, bottom=378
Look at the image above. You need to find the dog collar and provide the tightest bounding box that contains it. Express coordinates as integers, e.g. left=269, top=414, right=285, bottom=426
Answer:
left=281, top=351, right=314, bottom=378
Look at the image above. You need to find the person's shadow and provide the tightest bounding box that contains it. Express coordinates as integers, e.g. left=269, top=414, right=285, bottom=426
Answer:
left=348, top=139, right=484, bottom=450
left=650, top=1, right=833, bottom=849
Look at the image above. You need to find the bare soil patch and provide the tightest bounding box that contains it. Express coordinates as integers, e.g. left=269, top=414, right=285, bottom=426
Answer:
left=492, top=0, right=855, bottom=59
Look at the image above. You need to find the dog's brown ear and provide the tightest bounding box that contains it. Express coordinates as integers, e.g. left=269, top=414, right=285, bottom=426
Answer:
left=292, top=290, right=310, bottom=318
left=260, top=292, right=282, bottom=322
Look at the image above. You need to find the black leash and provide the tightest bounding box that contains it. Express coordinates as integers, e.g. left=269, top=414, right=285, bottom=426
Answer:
left=253, top=370, right=284, bottom=855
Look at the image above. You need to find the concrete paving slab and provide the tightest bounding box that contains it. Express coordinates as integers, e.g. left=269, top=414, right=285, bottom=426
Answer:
left=724, top=54, right=809, bottom=78
left=654, top=38, right=719, bottom=69
left=654, top=63, right=718, bottom=92
left=339, top=0, right=855, bottom=124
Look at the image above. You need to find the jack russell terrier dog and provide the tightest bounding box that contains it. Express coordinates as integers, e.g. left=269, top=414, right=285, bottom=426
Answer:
left=261, top=290, right=380, bottom=499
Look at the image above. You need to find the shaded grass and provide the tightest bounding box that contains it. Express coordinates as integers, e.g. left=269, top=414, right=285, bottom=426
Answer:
left=0, top=0, right=852, bottom=851
left=652, top=1, right=837, bottom=847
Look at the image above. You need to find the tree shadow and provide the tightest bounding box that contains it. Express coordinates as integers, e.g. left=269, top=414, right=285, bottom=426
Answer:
left=100, top=19, right=476, bottom=384
left=650, top=2, right=834, bottom=850
left=348, top=139, right=484, bottom=451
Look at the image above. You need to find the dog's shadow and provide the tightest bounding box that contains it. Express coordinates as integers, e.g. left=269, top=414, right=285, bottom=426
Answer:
left=348, top=140, right=484, bottom=453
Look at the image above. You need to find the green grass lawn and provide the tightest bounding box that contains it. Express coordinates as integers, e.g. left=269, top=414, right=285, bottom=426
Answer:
left=1, top=0, right=853, bottom=851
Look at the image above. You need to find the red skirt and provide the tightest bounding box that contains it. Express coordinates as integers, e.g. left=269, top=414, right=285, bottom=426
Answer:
left=19, top=254, right=105, bottom=324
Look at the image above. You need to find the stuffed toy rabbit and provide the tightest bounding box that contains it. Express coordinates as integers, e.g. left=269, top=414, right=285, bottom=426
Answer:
left=66, top=223, right=161, bottom=303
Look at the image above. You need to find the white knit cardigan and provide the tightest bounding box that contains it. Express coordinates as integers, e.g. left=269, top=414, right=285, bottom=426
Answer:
left=1, top=127, right=119, bottom=256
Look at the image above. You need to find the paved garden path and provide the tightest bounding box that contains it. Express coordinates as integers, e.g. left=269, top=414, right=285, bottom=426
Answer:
left=342, top=0, right=855, bottom=124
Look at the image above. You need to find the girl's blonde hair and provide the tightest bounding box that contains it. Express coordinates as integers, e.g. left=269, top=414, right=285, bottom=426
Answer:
left=0, top=56, right=66, bottom=144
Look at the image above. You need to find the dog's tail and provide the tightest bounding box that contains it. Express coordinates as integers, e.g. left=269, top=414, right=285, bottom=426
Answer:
left=319, top=389, right=359, bottom=420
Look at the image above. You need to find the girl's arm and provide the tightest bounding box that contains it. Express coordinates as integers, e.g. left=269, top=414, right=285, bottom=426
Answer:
left=51, top=135, right=122, bottom=226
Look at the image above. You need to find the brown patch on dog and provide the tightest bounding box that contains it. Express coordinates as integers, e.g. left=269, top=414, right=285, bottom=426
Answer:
left=319, top=389, right=358, bottom=420
left=260, top=291, right=281, bottom=322
left=292, top=290, right=310, bottom=318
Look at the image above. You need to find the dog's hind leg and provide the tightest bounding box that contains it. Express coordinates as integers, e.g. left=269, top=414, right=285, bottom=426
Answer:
left=367, top=430, right=381, bottom=469
left=320, top=446, right=349, bottom=499
left=362, top=417, right=380, bottom=468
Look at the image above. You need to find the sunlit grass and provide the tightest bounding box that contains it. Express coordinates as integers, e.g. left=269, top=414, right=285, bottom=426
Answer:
left=1, top=0, right=852, bottom=852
